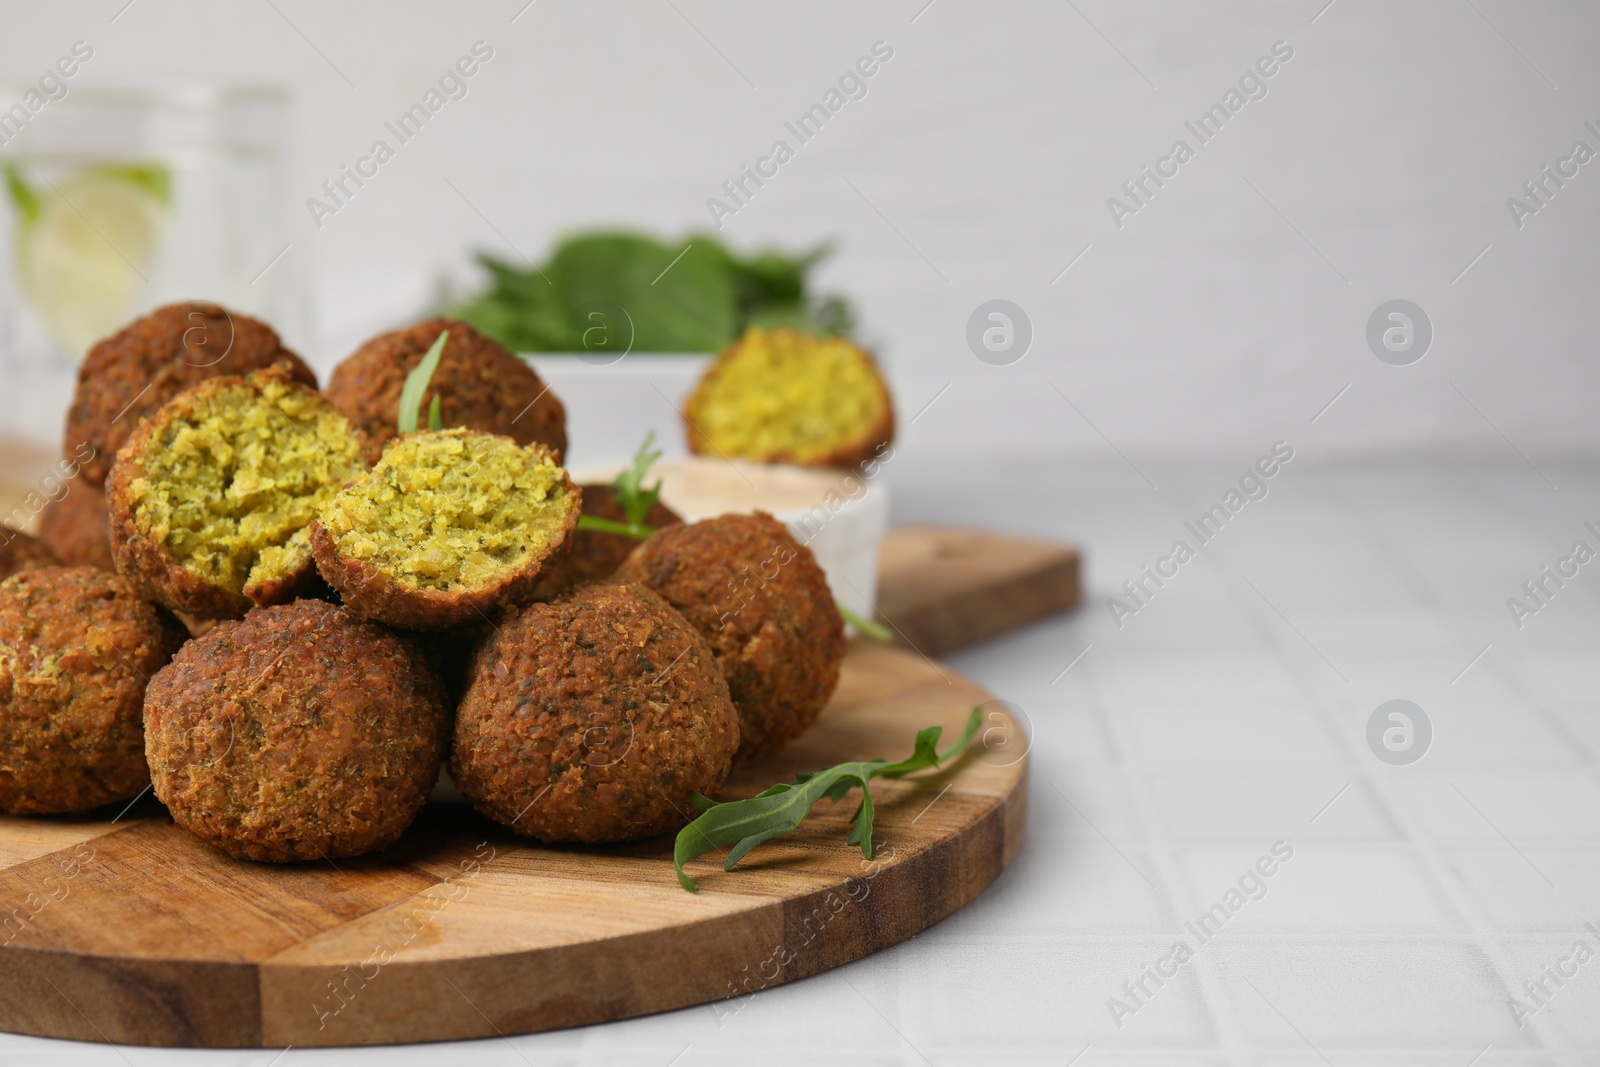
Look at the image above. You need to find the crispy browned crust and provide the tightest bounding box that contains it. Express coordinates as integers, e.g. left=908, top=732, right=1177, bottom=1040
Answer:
left=530, top=484, right=683, bottom=600
left=105, top=364, right=362, bottom=620
left=0, top=528, right=59, bottom=581
left=65, top=302, right=316, bottom=486
left=325, top=317, right=567, bottom=466
left=143, top=599, right=449, bottom=862
left=309, top=439, right=582, bottom=631
left=451, top=583, right=739, bottom=843
left=610, top=512, right=845, bottom=762
left=682, top=337, right=895, bottom=472
left=37, top=482, right=114, bottom=571
left=0, top=566, right=186, bottom=814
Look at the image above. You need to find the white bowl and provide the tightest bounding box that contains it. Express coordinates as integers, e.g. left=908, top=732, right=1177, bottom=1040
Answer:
left=573, top=455, right=890, bottom=624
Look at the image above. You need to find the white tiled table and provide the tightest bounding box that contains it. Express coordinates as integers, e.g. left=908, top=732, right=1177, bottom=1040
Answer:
left=6, top=455, right=1599, bottom=1064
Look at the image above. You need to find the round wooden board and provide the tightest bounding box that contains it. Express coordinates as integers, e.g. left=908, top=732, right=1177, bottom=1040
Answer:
left=0, top=640, right=1026, bottom=1048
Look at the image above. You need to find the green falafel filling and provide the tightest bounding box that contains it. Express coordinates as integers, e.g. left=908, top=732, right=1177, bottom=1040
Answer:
left=317, top=429, right=574, bottom=591
left=691, top=327, right=888, bottom=463
left=126, top=376, right=366, bottom=596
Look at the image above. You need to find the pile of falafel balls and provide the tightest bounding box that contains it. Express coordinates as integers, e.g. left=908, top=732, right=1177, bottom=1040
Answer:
left=0, top=302, right=887, bottom=865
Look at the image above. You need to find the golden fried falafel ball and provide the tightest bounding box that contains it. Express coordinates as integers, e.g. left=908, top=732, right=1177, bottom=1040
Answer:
left=530, top=483, right=683, bottom=600
left=143, top=599, right=449, bottom=862
left=683, top=328, right=893, bottom=471
left=451, top=583, right=739, bottom=843
left=65, top=302, right=316, bottom=486
left=325, top=318, right=567, bottom=466
left=38, top=482, right=114, bottom=571
left=0, top=566, right=186, bottom=814
left=0, top=528, right=59, bottom=580
left=611, top=512, right=844, bottom=762
left=106, top=364, right=368, bottom=619
left=310, top=428, right=580, bottom=630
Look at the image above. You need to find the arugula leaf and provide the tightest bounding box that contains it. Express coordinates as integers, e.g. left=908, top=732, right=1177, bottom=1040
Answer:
left=837, top=604, right=892, bottom=642
left=397, top=329, right=449, bottom=433
left=673, top=707, right=984, bottom=892
left=613, top=430, right=663, bottom=528
left=576, top=515, right=654, bottom=540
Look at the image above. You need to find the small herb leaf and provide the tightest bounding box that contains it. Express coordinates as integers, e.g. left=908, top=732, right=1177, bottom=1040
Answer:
left=673, top=707, right=984, bottom=892
left=613, top=430, right=664, bottom=528
left=398, top=329, right=449, bottom=433
left=427, top=394, right=443, bottom=431
left=837, top=603, right=892, bottom=642
left=576, top=515, right=655, bottom=540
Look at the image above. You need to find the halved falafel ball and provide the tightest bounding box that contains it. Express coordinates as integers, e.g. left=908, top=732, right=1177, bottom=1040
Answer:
left=0, top=566, right=186, bottom=814
left=66, top=302, right=316, bottom=485
left=310, top=428, right=580, bottom=630
left=38, top=483, right=114, bottom=571
left=143, top=599, right=449, bottom=862
left=611, top=512, right=845, bottom=762
left=0, top=528, right=59, bottom=580
left=325, top=318, right=567, bottom=466
left=106, top=364, right=368, bottom=619
left=683, top=327, right=894, bottom=471
left=451, top=583, right=739, bottom=843
left=531, top=483, right=683, bottom=599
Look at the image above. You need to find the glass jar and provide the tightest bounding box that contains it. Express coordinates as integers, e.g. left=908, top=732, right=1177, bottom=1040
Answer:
left=0, top=85, right=301, bottom=444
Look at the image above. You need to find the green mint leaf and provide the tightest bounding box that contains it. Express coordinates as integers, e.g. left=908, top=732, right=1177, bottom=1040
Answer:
left=398, top=329, right=449, bottom=433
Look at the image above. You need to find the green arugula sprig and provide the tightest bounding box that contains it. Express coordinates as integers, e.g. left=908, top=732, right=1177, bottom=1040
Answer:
left=837, top=603, right=892, bottom=642
left=673, top=707, right=983, bottom=892
left=577, top=430, right=663, bottom=540
left=397, top=329, right=449, bottom=433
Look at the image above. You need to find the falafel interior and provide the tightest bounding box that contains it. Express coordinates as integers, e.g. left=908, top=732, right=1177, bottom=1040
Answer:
left=316, top=428, right=576, bottom=592
left=122, top=369, right=366, bottom=600
left=685, top=327, right=892, bottom=466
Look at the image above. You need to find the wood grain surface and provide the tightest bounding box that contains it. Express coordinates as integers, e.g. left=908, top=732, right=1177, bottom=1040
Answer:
left=0, top=640, right=1027, bottom=1048
left=876, top=525, right=1081, bottom=656
left=0, top=444, right=1062, bottom=1048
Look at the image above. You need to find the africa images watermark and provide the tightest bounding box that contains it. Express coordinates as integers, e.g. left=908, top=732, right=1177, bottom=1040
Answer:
left=311, top=841, right=496, bottom=1030
left=0, top=842, right=96, bottom=947
left=1507, top=922, right=1600, bottom=1030
left=0, top=40, right=95, bottom=145
left=1106, top=40, right=1295, bottom=229
left=1108, top=840, right=1295, bottom=1029
left=1505, top=520, right=1600, bottom=630
left=1505, top=119, right=1600, bottom=231
left=1107, top=441, right=1295, bottom=628
left=706, top=40, right=895, bottom=229
left=306, top=40, right=495, bottom=229
left=0, top=442, right=97, bottom=548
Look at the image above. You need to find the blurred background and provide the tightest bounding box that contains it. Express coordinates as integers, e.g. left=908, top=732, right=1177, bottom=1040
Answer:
left=2, top=0, right=1596, bottom=464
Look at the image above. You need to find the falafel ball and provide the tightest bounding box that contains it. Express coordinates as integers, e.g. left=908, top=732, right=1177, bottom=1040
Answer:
left=325, top=318, right=567, bottom=466
left=611, top=512, right=844, bottom=762
left=451, top=583, right=739, bottom=843
left=107, top=363, right=368, bottom=619
left=683, top=328, right=894, bottom=471
left=38, top=483, right=114, bottom=571
left=310, top=428, right=580, bottom=630
left=0, top=528, right=59, bottom=580
left=531, top=483, right=683, bottom=599
left=65, top=302, right=317, bottom=485
left=143, top=599, right=449, bottom=862
left=0, top=566, right=186, bottom=814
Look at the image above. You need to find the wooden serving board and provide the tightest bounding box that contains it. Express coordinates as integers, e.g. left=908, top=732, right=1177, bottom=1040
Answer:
left=876, top=525, right=1081, bottom=656
left=0, top=641, right=1026, bottom=1048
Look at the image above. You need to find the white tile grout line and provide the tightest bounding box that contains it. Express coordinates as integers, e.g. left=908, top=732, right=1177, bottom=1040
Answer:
left=1294, top=474, right=1583, bottom=1049
left=1066, top=620, right=1257, bottom=1059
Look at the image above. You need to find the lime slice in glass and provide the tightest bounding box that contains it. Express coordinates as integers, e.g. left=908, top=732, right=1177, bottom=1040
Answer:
left=10, top=163, right=170, bottom=361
